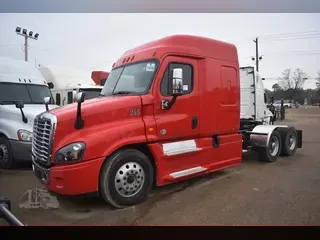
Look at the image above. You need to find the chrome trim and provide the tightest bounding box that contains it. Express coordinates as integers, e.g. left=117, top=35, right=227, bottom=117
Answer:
left=169, top=166, right=207, bottom=179
left=162, top=140, right=202, bottom=156
left=31, top=112, right=57, bottom=165
left=32, top=156, right=50, bottom=184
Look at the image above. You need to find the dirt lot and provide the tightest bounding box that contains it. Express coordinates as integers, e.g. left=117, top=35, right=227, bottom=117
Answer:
left=1, top=107, right=320, bottom=225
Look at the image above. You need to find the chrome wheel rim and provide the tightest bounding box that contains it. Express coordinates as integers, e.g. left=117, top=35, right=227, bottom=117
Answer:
left=0, top=143, right=8, bottom=164
left=114, top=162, right=145, bottom=198
left=269, top=136, right=280, bottom=156
left=288, top=133, right=296, bottom=151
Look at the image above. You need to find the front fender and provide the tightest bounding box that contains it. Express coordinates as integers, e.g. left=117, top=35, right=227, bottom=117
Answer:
left=0, top=119, right=31, bottom=140
left=52, top=118, right=147, bottom=162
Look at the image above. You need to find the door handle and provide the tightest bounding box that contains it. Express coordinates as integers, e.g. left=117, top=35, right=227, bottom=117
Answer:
left=192, top=116, right=198, bottom=129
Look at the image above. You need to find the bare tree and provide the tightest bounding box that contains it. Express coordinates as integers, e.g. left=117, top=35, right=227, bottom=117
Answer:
left=272, top=83, right=281, bottom=91
left=278, top=68, right=307, bottom=90
left=277, top=68, right=308, bottom=101
left=316, top=71, right=320, bottom=89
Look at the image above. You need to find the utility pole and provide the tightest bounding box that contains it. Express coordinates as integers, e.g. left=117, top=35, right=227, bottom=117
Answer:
left=15, top=27, right=39, bottom=62
left=252, top=37, right=263, bottom=72
left=254, top=37, right=259, bottom=71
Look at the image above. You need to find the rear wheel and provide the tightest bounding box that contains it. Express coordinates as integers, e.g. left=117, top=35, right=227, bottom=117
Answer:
left=278, top=127, right=298, bottom=156
left=0, top=137, right=14, bottom=169
left=99, top=149, right=154, bottom=208
left=257, top=130, right=282, bottom=163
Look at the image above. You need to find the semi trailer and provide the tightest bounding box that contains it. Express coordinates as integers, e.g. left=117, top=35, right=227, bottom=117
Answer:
left=38, top=65, right=103, bottom=107
left=31, top=35, right=302, bottom=208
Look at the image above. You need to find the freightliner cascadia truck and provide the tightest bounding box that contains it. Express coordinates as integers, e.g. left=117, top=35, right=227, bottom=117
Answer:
left=31, top=35, right=303, bottom=208
left=0, top=57, right=58, bottom=169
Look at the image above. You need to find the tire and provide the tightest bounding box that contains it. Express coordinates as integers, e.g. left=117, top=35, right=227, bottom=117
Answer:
left=99, top=148, right=154, bottom=208
left=257, top=130, right=282, bottom=163
left=0, top=137, right=14, bottom=169
left=277, top=127, right=298, bottom=156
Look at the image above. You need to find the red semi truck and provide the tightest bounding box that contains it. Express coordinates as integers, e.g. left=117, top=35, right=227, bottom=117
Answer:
left=91, top=71, right=109, bottom=86
left=31, top=35, right=302, bottom=208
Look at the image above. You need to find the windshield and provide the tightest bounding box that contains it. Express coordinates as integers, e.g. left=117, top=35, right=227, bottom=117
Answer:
left=100, top=60, right=158, bottom=97
left=79, top=88, right=102, bottom=100
left=0, top=83, right=54, bottom=105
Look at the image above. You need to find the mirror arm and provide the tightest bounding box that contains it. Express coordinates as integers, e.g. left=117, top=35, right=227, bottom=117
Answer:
left=162, top=95, right=181, bottom=110
left=19, top=109, right=28, bottom=123
left=74, top=102, right=84, bottom=129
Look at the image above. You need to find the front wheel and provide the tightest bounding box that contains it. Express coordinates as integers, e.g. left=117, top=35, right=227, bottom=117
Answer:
left=99, top=149, right=154, bottom=208
left=257, top=130, right=282, bottom=163
left=0, top=137, right=14, bottom=169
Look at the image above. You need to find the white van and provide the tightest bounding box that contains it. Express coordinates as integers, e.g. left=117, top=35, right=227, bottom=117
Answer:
left=38, top=65, right=103, bottom=106
left=0, top=57, right=59, bottom=169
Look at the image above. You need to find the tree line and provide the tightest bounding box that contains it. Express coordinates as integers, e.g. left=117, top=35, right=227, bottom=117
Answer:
left=265, top=68, right=320, bottom=105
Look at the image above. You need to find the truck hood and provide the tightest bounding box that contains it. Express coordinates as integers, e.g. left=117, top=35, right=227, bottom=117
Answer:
left=1, top=104, right=59, bottom=120
left=49, top=96, right=142, bottom=123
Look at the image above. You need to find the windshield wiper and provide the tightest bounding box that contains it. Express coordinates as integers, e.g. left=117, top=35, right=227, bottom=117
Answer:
left=0, top=100, right=17, bottom=105
left=31, top=101, right=47, bottom=104
left=112, top=91, right=138, bottom=95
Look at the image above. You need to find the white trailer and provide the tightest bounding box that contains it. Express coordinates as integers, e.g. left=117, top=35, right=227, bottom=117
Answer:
left=38, top=65, right=103, bottom=106
left=0, top=57, right=59, bottom=169
left=239, top=66, right=302, bottom=162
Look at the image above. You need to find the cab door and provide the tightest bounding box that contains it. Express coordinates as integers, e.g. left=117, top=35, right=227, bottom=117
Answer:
left=153, top=56, right=200, bottom=142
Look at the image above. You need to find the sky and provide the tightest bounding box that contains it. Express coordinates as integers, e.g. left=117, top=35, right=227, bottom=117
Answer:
left=0, top=13, right=320, bottom=90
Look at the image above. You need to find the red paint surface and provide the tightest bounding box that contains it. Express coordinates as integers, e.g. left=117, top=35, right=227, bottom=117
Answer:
left=91, top=71, right=109, bottom=85
left=38, top=34, right=242, bottom=195
left=45, top=157, right=104, bottom=195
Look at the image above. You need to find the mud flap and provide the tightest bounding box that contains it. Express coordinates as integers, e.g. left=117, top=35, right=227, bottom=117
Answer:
left=296, top=130, right=303, bottom=148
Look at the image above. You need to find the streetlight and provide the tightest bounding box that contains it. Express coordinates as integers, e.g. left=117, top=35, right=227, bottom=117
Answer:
left=15, top=27, right=39, bottom=62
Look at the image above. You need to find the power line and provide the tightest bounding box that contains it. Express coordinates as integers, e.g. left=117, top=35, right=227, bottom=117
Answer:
left=229, top=30, right=320, bottom=45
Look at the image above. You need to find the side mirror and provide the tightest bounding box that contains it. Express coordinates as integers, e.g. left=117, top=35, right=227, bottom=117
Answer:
left=72, top=90, right=77, bottom=102
left=15, top=101, right=24, bottom=109
left=74, top=92, right=86, bottom=129
left=47, top=82, right=54, bottom=89
left=44, top=97, right=50, bottom=111
left=162, top=68, right=184, bottom=111
left=15, top=101, right=28, bottom=123
left=169, top=68, right=184, bottom=95
left=75, top=92, right=86, bottom=103
left=44, top=97, right=50, bottom=104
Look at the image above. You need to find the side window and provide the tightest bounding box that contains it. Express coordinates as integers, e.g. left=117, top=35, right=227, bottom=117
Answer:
left=67, top=91, right=73, bottom=104
left=264, top=93, right=267, bottom=104
left=56, top=93, right=61, bottom=106
left=160, top=63, right=193, bottom=96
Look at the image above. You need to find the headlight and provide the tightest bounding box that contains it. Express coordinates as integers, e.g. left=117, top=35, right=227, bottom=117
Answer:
left=53, top=142, right=86, bottom=163
left=17, top=130, right=33, bottom=142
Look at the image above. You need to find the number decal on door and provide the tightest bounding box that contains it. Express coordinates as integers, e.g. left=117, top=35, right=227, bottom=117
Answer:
left=129, top=109, right=141, bottom=116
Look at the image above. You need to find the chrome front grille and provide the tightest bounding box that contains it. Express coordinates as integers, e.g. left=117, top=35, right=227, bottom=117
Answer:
left=32, top=112, right=57, bottom=165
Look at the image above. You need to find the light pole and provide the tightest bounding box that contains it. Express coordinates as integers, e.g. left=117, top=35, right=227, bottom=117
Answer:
left=15, top=27, right=39, bottom=62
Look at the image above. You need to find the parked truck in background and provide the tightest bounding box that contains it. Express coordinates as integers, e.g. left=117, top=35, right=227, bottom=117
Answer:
left=0, top=57, right=59, bottom=169
left=31, top=35, right=303, bottom=208
left=91, top=71, right=109, bottom=86
left=38, top=65, right=103, bottom=106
